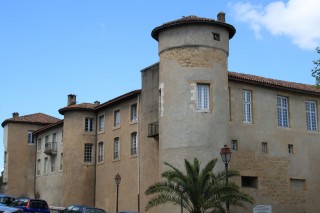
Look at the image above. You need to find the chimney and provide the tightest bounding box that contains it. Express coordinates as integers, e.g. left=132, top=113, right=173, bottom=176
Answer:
left=12, top=112, right=19, bottom=118
left=68, top=94, right=77, bottom=106
left=217, top=12, right=225, bottom=23
left=94, top=101, right=100, bottom=106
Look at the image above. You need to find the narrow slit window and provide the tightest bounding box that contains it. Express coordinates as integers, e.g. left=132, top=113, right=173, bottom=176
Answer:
left=242, top=90, right=252, bottom=123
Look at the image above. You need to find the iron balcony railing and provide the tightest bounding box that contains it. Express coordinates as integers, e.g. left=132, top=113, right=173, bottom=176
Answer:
left=44, top=142, right=57, bottom=155
left=148, top=121, right=159, bottom=137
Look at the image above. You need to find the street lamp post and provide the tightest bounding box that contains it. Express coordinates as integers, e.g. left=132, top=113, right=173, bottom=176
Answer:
left=114, top=173, right=121, bottom=213
left=220, top=144, right=232, bottom=212
left=178, top=183, right=185, bottom=213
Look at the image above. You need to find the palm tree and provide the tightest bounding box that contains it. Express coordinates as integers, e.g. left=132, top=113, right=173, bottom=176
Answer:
left=145, top=158, right=254, bottom=213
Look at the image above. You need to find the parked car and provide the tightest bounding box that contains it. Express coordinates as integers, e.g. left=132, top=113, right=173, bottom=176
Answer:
left=0, top=205, right=23, bottom=213
left=63, top=205, right=106, bottom=213
left=10, top=198, right=49, bottom=213
left=0, top=194, right=15, bottom=206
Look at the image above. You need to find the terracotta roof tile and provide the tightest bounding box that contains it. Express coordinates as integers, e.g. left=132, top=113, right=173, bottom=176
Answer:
left=228, top=71, right=320, bottom=95
left=59, top=103, right=96, bottom=115
left=1, top=113, right=61, bottom=127
left=151, top=15, right=236, bottom=40
left=33, top=120, right=64, bottom=134
left=94, top=90, right=141, bottom=111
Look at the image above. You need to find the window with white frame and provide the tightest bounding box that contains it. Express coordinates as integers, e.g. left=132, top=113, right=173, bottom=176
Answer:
left=37, top=159, right=41, bottom=175
left=37, top=138, right=42, bottom=151
left=113, top=137, right=120, bottom=160
left=44, top=157, right=48, bottom=175
left=131, top=132, right=138, bottom=155
left=51, top=156, right=56, bottom=172
left=130, top=104, right=138, bottom=122
left=114, top=110, right=120, bottom=127
left=84, top=144, right=93, bottom=162
left=288, top=144, right=293, bottom=154
left=85, top=118, right=94, bottom=132
left=262, top=142, right=268, bottom=154
left=306, top=101, right=318, bottom=131
left=242, top=90, right=252, bottom=123
left=231, top=140, right=238, bottom=151
left=99, top=115, right=105, bottom=132
left=197, top=84, right=210, bottom=110
left=98, top=142, right=104, bottom=162
left=277, top=96, right=289, bottom=127
left=28, top=131, right=34, bottom=144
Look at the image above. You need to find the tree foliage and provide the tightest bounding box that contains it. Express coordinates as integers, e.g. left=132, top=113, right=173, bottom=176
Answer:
left=311, top=47, right=320, bottom=86
left=145, top=158, right=254, bottom=213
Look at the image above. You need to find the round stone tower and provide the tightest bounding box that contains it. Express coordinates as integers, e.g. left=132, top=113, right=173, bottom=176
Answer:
left=151, top=13, right=236, bottom=176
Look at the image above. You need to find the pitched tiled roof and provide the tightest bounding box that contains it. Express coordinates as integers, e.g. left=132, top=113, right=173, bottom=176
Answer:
left=33, top=120, right=64, bottom=134
left=1, top=113, right=61, bottom=127
left=59, top=103, right=96, bottom=115
left=94, top=90, right=141, bottom=111
left=151, top=15, right=236, bottom=40
left=228, top=71, right=320, bottom=95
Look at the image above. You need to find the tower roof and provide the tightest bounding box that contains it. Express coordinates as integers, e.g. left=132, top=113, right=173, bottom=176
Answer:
left=58, top=103, right=96, bottom=115
left=151, top=15, right=236, bottom=41
left=1, top=113, right=61, bottom=127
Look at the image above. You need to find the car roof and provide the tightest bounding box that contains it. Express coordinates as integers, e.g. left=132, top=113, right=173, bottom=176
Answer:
left=0, top=194, right=14, bottom=198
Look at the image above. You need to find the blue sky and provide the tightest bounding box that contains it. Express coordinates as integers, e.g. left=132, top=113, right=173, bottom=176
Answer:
left=1, top=0, right=320, bottom=171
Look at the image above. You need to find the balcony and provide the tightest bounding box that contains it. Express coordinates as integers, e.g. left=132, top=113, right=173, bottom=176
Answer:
left=44, top=142, right=57, bottom=155
left=148, top=121, right=159, bottom=137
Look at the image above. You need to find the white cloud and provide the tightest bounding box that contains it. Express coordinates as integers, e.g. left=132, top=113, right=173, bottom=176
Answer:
left=231, top=0, right=320, bottom=50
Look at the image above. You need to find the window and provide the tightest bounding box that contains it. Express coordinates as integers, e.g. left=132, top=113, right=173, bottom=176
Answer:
left=262, top=142, right=268, bottom=153
left=277, top=96, right=289, bottom=127
left=159, top=87, right=163, bottom=117
left=28, top=131, right=34, bottom=144
left=197, top=84, right=210, bottom=110
left=113, top=137, right=120, bottom=160
left=241, top=176, right=258, bottom=188
left=45, top=135, right=49, bottom=144
left=60, top=153, right=63, bottom=171
left=84, top=144, right=93, bottom=162
left=306, top=101, right=318, bottom=131
left=231, top=140, right=238, bottom=151
left=130, top=104, right=138, bottom=122
left=37, top=138, right=42, bottom=151
left=98, top=115, right=105, bottom=132
left=288, top=144, right=293, bottom=154
left=52, top=133, right=57, bottom=142
left=51, top=156, right=56, bottom=172
left=37, top=159, right=41, bottom=175
left=131, top=132, right=138, bottom=155
left=242, top=90, right=252, bottom=123
left=44, top=158, right=48, bottom=175
left=114, top=110, right=120, bottom=127
left=98, top=142, right=104, bottom=162
left=85, top=118, right=94, bottom=132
